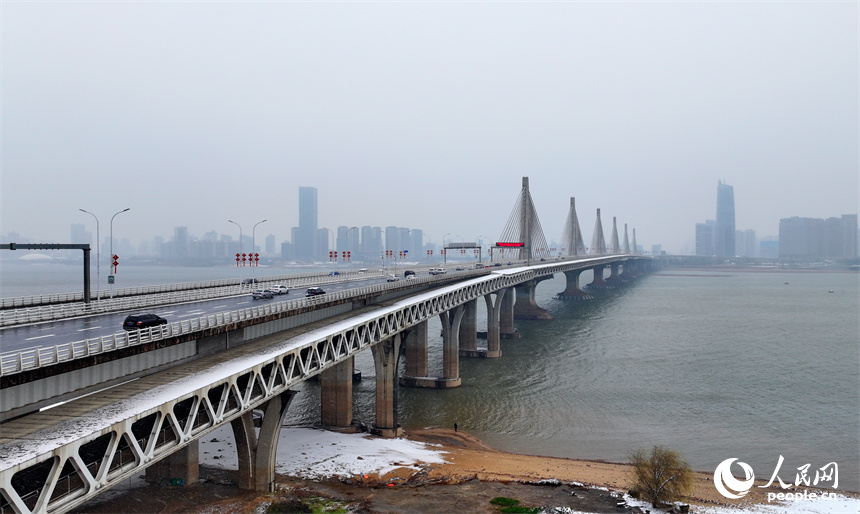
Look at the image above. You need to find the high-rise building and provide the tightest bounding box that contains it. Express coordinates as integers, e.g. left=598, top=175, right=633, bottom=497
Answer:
left=295, top=187, right=319, bottom=261
left=695, top=221, right=715, bottom=256
left=780, top=215, right=858, bottom=260
left=715, top=181, right=736, bottom=258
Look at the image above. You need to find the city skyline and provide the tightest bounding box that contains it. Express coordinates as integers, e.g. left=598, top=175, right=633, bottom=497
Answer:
left=2, top=3, right=857, bottom=254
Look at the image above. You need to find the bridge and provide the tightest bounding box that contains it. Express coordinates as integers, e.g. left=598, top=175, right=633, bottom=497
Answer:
left=0, top=177, right=654, bottom=513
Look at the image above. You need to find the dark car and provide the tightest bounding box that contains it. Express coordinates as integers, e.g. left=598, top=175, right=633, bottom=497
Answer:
left=306, top=287, right=326, bottom=297
left=123, top=313, right=168, bottom=331
left=403, top=270, right=415, bottom=277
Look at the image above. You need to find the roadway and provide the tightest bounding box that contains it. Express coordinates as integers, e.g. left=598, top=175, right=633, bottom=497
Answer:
left=0, top=266, right=474, bottom=355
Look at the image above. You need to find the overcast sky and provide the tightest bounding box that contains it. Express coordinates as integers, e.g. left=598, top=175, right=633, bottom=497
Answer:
left=1, top=1, right=857, bottom=254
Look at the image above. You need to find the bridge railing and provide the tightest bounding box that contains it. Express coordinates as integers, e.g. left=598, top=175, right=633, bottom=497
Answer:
left=0, top=270, right=386, bottom=327
left=0, top=269, right=384, bottom=310
left=0, top=270, right=479, bottom=376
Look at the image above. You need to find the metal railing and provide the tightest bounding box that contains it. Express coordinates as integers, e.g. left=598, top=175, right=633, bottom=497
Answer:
left=0, top=269, right=381, bottom=310
left=0, top=270, right=385, bottom=327
left=0, top=270, right=486, bottom=376
left=0, top=256, right=638, bottom=376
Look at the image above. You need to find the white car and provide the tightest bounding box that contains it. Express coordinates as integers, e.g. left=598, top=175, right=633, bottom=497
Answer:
left=251, top=289, right=274, bottom=300
left=386, top=274, right=400, bottom=282
left=270, top=285, right=289, bottom=294
left=429, top=268, right=447, bottom=275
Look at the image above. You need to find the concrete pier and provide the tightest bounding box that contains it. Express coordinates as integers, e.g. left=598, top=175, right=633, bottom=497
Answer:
left=231, top=390, right=296, bottom=491
left=558, top=269, right=594, bottom=300
left=513, top=280, right=553, bottom=320
left=320, top=356, right=355, bottom=430
left=370, top=335, right=404, bottom=437
left=586, top=265, right=613, bottom=290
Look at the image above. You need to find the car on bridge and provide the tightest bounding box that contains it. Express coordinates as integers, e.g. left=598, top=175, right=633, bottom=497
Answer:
left=123, top=313, right=168, bottom=331
left=251, top=289, right=275, bottom=300
left=386, top=274, right=400, bottom=282
left=270, top=285, right=289, bottom=294
left=306, top=287, right=326, bottom=297
left=403, top=270, right=415, bottom=278
left=429, top=268, right=447, bottom=275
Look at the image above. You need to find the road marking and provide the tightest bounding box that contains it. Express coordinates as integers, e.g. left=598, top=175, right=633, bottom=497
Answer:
left=25, top=334, right=55, bottom=341
left=78, top=326, right=102, bottom=332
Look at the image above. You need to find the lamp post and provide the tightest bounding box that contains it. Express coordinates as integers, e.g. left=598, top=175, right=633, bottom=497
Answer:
left=109, top=208, right=130, bottom=297
left=321, top=227, right=334, bottom=263
left=228, top=219, right=243, bottom=255
left=78, top=209, right=101, bottom=301
left=252, top=219, right=267, bottom=268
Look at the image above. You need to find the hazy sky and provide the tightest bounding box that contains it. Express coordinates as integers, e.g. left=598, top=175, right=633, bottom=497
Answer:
left=2, top=1, right=857, bottom=254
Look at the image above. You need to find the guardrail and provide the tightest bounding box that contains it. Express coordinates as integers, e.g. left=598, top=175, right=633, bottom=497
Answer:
left=0, top=269, right=379, bottom=309
left=0, top=256, right=639, bottom=376
left=0, top=269, right=489, bottom=376
left=0, top=270, right=385, bottom=327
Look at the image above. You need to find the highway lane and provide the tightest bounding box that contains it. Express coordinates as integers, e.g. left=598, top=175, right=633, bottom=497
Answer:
left=0, top=276, right=395, bottom=355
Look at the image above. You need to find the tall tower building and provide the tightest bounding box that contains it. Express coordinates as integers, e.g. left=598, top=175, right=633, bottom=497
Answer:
left=715, top=181, right=736, bottom=258
left=295, top=186, right=319, bottom=261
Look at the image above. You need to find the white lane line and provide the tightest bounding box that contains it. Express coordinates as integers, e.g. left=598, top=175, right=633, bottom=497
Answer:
left=25, top=334, right=55, bottom=341
left=78, top=326, right=102, bottom=332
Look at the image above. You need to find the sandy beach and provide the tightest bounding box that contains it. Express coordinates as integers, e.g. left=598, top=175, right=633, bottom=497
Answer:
left=75, top=426, right=859, bottom=514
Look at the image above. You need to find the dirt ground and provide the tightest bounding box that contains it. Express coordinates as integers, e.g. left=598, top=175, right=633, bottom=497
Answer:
left=73, top=428, right=859, bottom=514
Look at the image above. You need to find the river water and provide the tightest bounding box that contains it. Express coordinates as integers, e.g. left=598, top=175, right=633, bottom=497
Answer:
left=2, top=260, right=858, bottom=491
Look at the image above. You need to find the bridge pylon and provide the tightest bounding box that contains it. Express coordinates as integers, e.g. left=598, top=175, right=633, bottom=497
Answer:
left=560, top=197, right=586, bottom=256
left=497, top=177, right=551, bottom=261
left=590, top=208, right=607, bottom=255
left=623, top=223, right=630, bottom=254
left=609, top=217, right=620, bottom=254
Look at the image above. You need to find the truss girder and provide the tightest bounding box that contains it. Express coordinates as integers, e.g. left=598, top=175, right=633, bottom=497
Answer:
left=0, top=258, right=644, bottom=514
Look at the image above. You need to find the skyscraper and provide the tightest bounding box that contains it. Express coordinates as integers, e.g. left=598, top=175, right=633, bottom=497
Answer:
left=715, top=181, right=735, bottom=258
left=295, top=187, right=318, bottom=261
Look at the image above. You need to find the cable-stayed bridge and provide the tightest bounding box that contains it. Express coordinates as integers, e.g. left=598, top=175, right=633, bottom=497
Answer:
left=0, top=177, right=653, bottom=514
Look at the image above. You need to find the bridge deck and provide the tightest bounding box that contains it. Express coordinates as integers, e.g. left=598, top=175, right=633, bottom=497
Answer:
left=0, top=300, right=392, bottom=466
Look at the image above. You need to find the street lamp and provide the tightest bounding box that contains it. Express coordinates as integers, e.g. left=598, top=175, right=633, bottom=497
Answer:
left=228, top=219, right=243, bottom=255
left=321, top=227, right=334, bottom=262
left=252, top=219, right=267, bottom=267
left=109, top=208, right=130, bottom=297
left=78, top=209, right=101, bottom=301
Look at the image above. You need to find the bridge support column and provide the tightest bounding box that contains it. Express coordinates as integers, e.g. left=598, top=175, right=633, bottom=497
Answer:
left=513, top=280, right=553, bottom=320
left=482, top=289, right=508, bottom=357
left=401, top=323, right=429, bottom=380
left=440, top=307, right=464, bottom=384
left=231, top=390, right=296, bottom=491
left=558, top=269, right=594, bottom=299
left=371, top=334, right=404, bottom=437
left=458, top=299, right=481, bottom=356
left=320, top=356, right=356, bottom=431
left=499, top=287, right=520, bottom=339
left=605, top=262, right=625, bottom=286
left=145, top=440, right=199, bottom=487
left=620, top=260, right=638, bottom=281
left=586, top=265, right=613, bottom=290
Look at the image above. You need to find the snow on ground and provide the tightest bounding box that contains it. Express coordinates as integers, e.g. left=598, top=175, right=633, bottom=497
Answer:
left=199, top=425, right=448, bottom=480
left=199, top=427, right=859, bottom=514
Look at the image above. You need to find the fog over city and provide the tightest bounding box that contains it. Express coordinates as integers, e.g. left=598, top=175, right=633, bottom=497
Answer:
left=1, top=2, right=857, bottom=255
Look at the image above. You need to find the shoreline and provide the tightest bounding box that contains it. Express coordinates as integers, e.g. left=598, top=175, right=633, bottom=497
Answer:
left=75, top=426, right=860, bottom=513
left=402, top=428, right=859, bottom=509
